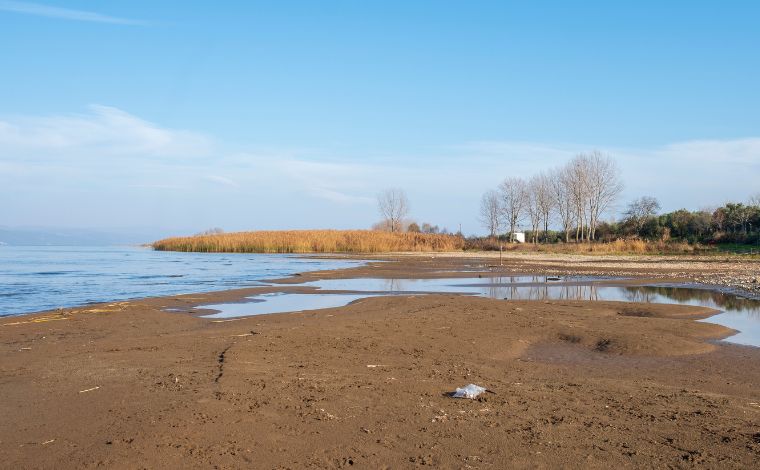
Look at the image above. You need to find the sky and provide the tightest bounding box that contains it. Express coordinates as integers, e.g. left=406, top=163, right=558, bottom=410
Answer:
left=1, top=1, right=759, bottom=239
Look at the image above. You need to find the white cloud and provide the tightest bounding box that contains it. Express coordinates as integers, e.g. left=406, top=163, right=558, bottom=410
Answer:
left=0, top=1, right=145, bottom=25
left=656, top=138, right=760, bottom=166
left=612, top=140, right=760, bottom=211
left=203, top=175, right=239, bottom=188
left=0, top=105, right=211, bottom=159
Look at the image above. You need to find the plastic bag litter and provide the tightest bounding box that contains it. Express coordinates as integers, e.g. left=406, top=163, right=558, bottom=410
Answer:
left=451, top=384, right=487, bottom=399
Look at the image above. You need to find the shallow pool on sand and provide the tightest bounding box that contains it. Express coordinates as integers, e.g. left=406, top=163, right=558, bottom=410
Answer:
left=193, top=276, right=760, bottom=348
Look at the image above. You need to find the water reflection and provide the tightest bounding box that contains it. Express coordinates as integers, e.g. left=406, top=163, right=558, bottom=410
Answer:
left=623, top=286, right=760, bottom=315
left=496, top=284, right=605, bottom=302
left=304, top=275, right=605, bottom=294
left=307, top=277, right=759, bottom=316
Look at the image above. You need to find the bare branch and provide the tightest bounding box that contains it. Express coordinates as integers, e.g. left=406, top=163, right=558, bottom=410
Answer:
left=498, top=177, right=528, bottom=242
left=377, top=189, right=410, bottom=233
left=479, top=190, right=502, bottom=238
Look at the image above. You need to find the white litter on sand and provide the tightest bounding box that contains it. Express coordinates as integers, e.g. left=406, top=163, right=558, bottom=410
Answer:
left=452, top=384, right=487, bottom=399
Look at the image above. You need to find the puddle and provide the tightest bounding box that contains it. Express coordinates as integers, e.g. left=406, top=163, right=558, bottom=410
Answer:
left=190, top=276, right=760, bottom=347
left=199, top=292, right=378, bottom=319
left=300, top=275, right=623, bottom=294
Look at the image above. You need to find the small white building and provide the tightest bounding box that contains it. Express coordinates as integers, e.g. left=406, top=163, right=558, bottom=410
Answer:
left=512, top=232, right=526, bottom=243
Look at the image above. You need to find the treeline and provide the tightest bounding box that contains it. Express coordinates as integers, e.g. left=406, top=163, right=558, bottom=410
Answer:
left=480, top=151, right=623, bottom=243
left=606, top=198, right=760, bottom=245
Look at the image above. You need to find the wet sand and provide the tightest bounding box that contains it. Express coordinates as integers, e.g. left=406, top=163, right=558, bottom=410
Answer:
left=1, top=256, right=759, bottom=468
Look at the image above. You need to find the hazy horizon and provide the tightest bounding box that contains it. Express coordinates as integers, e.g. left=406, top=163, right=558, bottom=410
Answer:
left=2, top=1, right=759, bottom=236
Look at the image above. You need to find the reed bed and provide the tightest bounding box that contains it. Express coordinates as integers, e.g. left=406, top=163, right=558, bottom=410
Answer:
left=152, top=230, right=466, bottom=254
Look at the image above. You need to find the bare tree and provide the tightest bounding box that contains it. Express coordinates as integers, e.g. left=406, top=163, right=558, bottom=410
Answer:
left=563, top=151, right=624, bottom=241
left=623, top=196, right=661, bottom=233
left=549, top=166, right=575, bottom=243
left=585, top=151, right=624, bottom=240
left=377, top=188, right=409, bottom=233
left=498, top=177, right=528, bottom=243
left=526, top=176, right=542, bottom=244
left=479, top=190, right=502, bottom=238
left=749, top=193, right=760, bottom=207
left=535, top=172, right=554, bottom=242
left=566, top=155, right=590, bottom=242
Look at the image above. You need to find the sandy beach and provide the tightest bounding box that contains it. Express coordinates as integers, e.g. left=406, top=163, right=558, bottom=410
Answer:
left=1, top=254, right=760, bottom=468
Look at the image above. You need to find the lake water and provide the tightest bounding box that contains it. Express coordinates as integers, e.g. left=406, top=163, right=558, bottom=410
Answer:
left=0, top=246, right=363, bottom=316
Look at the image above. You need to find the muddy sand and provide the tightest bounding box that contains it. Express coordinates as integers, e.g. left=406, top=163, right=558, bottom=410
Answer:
left=1, top=256, right=759, bottom=468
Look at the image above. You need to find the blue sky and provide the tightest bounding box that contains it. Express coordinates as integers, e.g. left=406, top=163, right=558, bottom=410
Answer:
left=1, top=1, right=759, bottom=238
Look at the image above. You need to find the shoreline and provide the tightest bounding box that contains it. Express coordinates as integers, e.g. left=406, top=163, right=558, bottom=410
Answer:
left=2, top=255, right=760, bottom=468
left=4, top=250, right=759, bottom=321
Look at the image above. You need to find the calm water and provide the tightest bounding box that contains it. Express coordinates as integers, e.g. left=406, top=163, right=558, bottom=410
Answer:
left=3, top=247, right=759, bottom=348
left=201, top=292, right=382, bottom=319
left=202, top=276, right=760, bottom=347
left=0, top=246, right=363, bottom=316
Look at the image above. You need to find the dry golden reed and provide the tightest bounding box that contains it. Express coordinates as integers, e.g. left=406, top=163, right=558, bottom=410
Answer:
left=152, top=230, right=465, bottom=254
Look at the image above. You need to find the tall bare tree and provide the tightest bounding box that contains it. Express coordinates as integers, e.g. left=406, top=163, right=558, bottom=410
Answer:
left=549, top=166, right=575, bottom=243
left=562, top=152, right=623, bottom=241
left=535, top=172, right=554, bottom=242
left=377, top=188, right=409, bottom=233
left=526, top=175, right=542, bottom=244
left=498, top=177, right=528, bottom=243
left=585, top=151, right=624, bottom=240
left=479, top=190, right=502, bottom=238
left=567, top=154, right=591, bottom=242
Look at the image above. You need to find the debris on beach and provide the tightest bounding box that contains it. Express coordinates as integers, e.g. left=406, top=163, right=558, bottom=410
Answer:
left=79, top=386, right=100, bottom=393
left=451, top=384, right=488, bottom=399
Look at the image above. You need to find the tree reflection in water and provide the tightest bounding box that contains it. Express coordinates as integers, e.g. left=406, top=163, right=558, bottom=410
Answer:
left=479, top=278, right=760, bottom=319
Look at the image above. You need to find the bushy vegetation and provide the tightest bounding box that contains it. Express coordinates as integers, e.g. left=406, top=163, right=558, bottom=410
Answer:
left=609, top=202, right=760, bottom=245
left=153, top=230, right=465, bottom=253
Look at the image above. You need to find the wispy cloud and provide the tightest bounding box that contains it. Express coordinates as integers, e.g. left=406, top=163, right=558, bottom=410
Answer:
left=0, top=105, right=211, bottom=159
left=0, top=1, right=145, bottom=25
left=203, top=175, right=239, bottom=188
